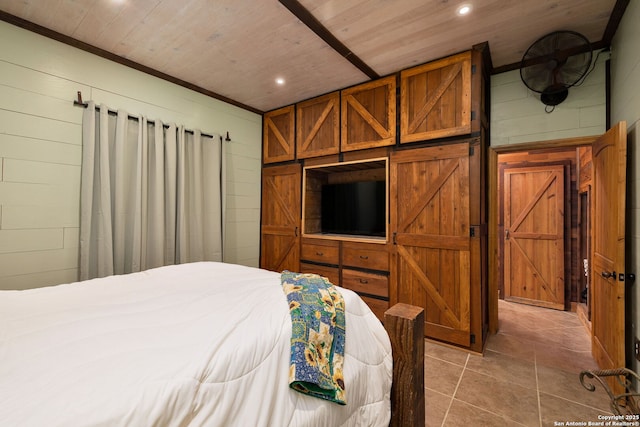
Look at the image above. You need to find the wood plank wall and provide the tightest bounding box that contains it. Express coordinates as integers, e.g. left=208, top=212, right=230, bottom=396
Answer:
left=0, top=21, right=262, bottom=289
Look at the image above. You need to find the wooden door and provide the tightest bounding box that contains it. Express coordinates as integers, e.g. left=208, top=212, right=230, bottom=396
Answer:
left=263, top=105, right=295, bottom=164
left=260, top=164, right=301, bottom=272
left=400, top=51, right=472, bottom=144
left=296, top=91, right=340, bottom=159
left=503, top=165, right=565, bottom=310
left=591, top=122, right=627, bottom=384
left=341, top=75, right=396, bottom=152
left=391, top=143, right=471, bottom=346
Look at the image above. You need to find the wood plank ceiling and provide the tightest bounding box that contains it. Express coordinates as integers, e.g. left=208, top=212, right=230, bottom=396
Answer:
left=0, top=0, right=622, bottom=113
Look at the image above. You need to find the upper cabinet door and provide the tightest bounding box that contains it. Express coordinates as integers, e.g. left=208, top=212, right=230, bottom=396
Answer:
left=263, top=105, right=295, bottom=164
left=400, top=51, right=472, bottom=144
left=296, top=91, right=340, bottom=159
left=341, top=76, right=396, bottom=152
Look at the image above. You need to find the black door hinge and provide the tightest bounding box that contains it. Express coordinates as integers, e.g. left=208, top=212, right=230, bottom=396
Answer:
left=471, top=110, right=476, bottom=121
left=470, top=333, right=476, bottom=344
left=470, top=227, right=475, bottom=237
left=469, top=146, right=475, bottom=156
left=471, top=64, right=477, bottom=74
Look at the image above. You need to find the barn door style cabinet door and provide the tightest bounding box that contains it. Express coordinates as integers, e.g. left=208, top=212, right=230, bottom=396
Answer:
left=263, top=105, right=295, bottom=164
left=341, top=75, right=396, bottom=152
left=390, top=138, right=486, bottom=351
left=400, top=51, right=472, bottom=144
left=296, top=91, right=340, bottom=159
left=391, top=143, right=472, bottom=347
left=260, top=164, right=301, bottom=272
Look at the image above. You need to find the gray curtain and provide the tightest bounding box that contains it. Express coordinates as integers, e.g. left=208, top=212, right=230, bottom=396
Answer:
left=80, top=102, right=223, bottom=280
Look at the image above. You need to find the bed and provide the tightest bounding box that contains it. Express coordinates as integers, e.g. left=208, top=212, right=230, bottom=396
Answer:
left=0, top=262, right=405, bottom=427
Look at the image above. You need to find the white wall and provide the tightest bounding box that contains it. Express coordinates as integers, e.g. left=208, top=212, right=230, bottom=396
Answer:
left=611, top=0, right=640, bottom=374
left=491, top=55, right=606, bottom=146
left=0, top=21, right=262, bottom=290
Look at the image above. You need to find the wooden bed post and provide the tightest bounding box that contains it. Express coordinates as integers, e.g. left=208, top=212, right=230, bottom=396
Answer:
left=384, top=303, right=425, bottom=427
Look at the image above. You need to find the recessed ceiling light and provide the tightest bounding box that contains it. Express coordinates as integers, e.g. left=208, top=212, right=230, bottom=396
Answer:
left=275, top=77, right=285, bottom=85
left=457, top=4, right=472, bottom=15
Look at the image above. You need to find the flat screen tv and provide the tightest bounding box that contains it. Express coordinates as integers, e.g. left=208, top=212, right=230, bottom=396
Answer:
left=321, top=180, right=386, bottom=237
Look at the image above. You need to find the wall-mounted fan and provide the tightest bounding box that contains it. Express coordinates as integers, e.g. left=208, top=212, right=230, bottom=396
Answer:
left=520, top=30, right=593, bottom=111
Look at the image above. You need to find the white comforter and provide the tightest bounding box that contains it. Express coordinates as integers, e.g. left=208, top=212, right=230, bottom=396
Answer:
left=0, top=262, right=392, bottom=427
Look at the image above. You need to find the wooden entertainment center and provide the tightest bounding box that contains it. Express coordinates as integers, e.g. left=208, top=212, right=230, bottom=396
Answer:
left=260, top=44, right=490, bottom=352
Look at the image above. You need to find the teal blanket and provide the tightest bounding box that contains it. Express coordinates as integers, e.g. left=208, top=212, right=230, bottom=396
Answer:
left=281, top=271, right=346, bottom=405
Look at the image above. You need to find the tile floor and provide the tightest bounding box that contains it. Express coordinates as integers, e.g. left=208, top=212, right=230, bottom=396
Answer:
left=425, top=299, right=613, bottom=426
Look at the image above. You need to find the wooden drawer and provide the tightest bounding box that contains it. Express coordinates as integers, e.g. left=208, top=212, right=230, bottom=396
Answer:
left=342, top=241, right=389, bottom=271
left=360, top=296, right=389, bottom=321
left=342, top=269, right=388, bottom=299
left=301, top=239, right=339, bottom=265
left=300, top=263, right=340, bottom=286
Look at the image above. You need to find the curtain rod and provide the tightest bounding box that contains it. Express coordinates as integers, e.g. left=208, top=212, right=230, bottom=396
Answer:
left=73, top=91, right=231, bottom=141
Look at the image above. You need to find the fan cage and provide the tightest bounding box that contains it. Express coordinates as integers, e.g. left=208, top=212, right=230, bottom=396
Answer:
left=520, top=30, right=593, bottom=98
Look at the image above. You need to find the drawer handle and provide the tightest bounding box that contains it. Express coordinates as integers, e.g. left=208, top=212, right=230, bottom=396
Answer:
left=316, top=252, right=324, bottom=256
left=359, top=255, right=369, bottom=260
left=359, top=279, right=368, bottom=284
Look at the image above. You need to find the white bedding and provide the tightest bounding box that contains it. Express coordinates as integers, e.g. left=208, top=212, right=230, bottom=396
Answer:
left=0, top=262, right=392, bottom=427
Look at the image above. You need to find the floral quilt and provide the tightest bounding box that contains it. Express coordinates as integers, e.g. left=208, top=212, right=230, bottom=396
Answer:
left=280, top=271, right=346, bottom=405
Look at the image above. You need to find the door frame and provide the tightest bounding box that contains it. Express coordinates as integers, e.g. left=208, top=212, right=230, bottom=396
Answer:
left=488, top=135, right=599, bottom=333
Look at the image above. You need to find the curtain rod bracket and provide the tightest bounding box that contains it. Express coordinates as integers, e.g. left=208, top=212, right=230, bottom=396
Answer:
left=73, top=91, right=88, bottom=108
left=73, top=96, right=216, bottom=139
left=225, top=131, right=231, bottom=142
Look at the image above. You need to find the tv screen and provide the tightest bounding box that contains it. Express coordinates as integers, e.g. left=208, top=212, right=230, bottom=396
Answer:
left=321, top=180, right=386, bottom=237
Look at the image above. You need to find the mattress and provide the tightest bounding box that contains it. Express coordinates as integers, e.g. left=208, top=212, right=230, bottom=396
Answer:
left=0, top=262, right=392, bottom=426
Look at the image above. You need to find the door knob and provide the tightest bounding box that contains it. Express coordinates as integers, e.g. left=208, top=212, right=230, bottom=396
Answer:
left=601, top=271, right=617, bottom=280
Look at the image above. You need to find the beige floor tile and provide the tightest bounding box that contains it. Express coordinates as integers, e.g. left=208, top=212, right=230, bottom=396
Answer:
left=455, top=370, right=540, bottom=427
left=558, top=326, right=592, bottom=351
left=425, top=388, right=452, bottom=427
left=536, top=364, right=612, bottom=412
left=535, top=342, right=599, bottom=373
left=539, top=392, right=612, bottom=426
left=507, top=325, right=567, bottom=347
left=424, top=300, right=610, bottom=426
left=424, top=355, right=465, bottom=396
left=497, top=314, right=537, bottom=336
left=444, top=399, right=529, bottom=426
left=466, top=349, right=537, bottom=390
left=485, top=332, right=536, bottom=362
left=425, top=340, right=469, bottom=366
